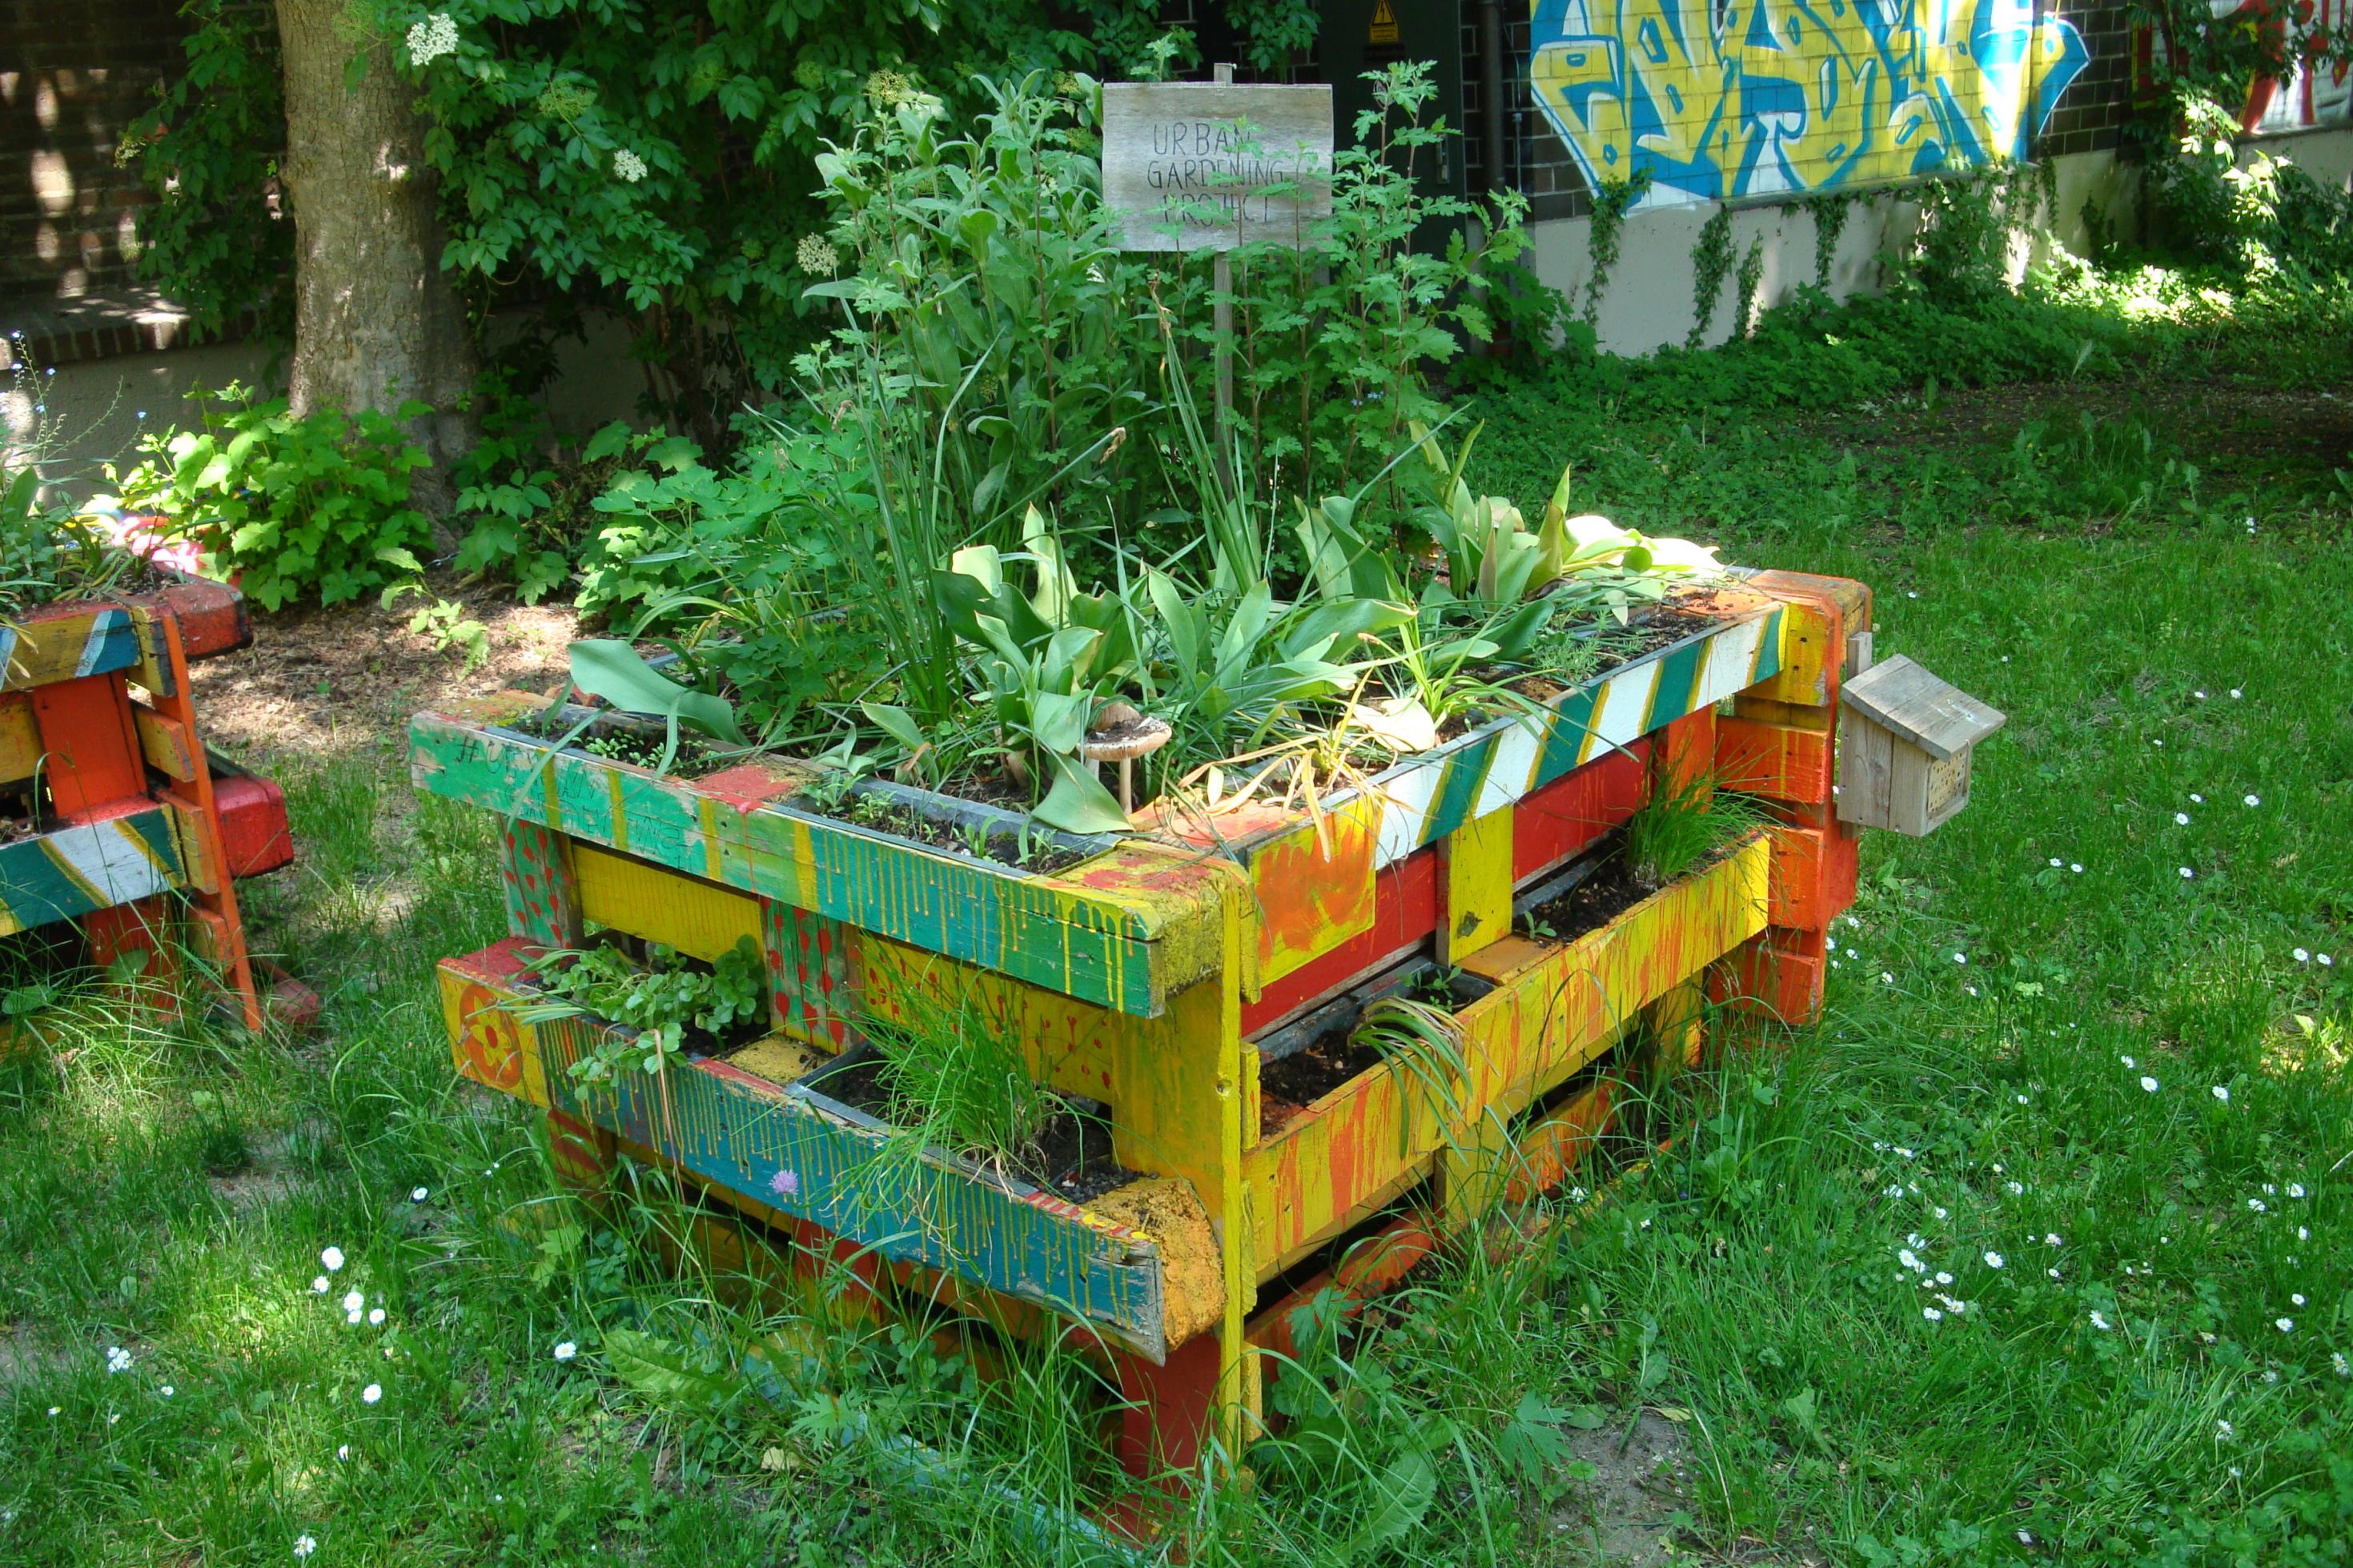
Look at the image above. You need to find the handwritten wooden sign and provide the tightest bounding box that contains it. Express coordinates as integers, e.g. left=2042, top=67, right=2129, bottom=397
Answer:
left=1102, top=82, right=1334, bottom=252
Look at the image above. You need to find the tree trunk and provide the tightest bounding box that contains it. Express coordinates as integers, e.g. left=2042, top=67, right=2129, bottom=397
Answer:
left=272, top=0, right=476, bottom=506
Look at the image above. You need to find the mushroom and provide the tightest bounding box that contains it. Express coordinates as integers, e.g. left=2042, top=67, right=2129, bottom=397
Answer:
left=1080, top=701, right=1172, bottom=815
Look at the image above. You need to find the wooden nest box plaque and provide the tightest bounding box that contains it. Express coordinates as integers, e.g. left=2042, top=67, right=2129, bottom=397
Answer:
left=1836, top=654, right=2004, bottom=836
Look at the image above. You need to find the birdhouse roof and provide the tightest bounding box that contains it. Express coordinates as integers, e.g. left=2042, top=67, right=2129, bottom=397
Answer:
left=1840, top=655, right=2005, bottom=760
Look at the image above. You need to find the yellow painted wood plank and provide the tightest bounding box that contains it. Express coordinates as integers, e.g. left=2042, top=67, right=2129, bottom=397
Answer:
left=131, top=704, right=199, bottom=782
left=0, top=694, right=37, bottom=784
left=1438, top=805, right=1513, bottom=963
left=574, top=841, right=761, bottom=960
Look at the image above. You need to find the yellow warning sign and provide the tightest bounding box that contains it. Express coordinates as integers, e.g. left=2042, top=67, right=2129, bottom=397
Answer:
left=1368, top=0, right=1399, bottom=45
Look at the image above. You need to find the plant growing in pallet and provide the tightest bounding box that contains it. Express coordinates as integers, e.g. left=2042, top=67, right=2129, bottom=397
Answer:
left=512, top=937, right=769, bottom=1087
left=1, top=462, right=143, bottom=618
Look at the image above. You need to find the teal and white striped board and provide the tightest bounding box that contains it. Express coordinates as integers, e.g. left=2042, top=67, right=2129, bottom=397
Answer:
left=1347, top=605, right=1782, bottom=868
left=0, top=805, right=186, bottom=936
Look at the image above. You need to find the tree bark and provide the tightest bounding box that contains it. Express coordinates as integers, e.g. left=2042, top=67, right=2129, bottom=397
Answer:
left=272, top=0, right=476, bottom=503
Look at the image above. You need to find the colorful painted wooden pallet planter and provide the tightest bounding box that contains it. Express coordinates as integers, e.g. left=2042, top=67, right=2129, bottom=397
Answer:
left=1, top=575, right=296, bottom=1028
left=418, top=568, right=1881, bottom=1481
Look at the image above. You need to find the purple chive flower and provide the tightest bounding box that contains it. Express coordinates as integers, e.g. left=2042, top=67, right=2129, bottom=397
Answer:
left=769, top=1169, right=800, bottom=1198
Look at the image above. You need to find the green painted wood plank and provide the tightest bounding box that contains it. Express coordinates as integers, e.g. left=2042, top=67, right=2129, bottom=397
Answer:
left=0, top=806, right=185, bottom=934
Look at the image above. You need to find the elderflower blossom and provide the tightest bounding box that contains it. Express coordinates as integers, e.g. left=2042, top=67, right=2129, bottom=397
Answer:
left=612, top=149, right=648, bottom=183
left=405, top=12, right=459, bottom=67
left=794, top=235, right=838, bottom=278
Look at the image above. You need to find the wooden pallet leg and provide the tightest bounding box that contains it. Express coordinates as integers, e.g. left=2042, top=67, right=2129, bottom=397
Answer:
left=82, top=896, right=183, bottom=1016
left=502, top=820, right=583, bottom=949
left=1110, top=1330, right=1224, bottom=1485
left=145, top=611, right=264, bottom=1031
left=546, top=1108, right=614, bottom=1196
left=1716, top=575, right=1870, bottom=1029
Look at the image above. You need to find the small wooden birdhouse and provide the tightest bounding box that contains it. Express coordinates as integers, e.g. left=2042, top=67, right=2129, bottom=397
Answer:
left=1837, top=655, right=2005, bottom=836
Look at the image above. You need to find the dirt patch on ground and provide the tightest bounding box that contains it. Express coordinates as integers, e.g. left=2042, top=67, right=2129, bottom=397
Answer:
left=1546, top=1408, right=1710, bottom=1565
left=1801, top=377, right=2353, bottom=483
left=189, top=575, right=577, bottom=760
left=0, top=1323, right=75, bottom=1388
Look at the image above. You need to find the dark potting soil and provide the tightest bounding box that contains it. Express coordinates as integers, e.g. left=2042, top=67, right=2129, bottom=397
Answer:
left=1522, top=843, right=1654, bottom=944
left=1258, top=1029, right=1387, bottom=1127
left=809, top=1056, right=1138, bottom=1205
left=504, top=709, right=730, bottom=778
left=820, top=789, right=1093, bottom=877
left=0, top=784, right=46, bottom=848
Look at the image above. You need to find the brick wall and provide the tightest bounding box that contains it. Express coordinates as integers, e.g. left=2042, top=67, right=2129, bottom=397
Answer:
left=1, top=0, right=195, bottom=299
left=1462, top=0, right=2140, bottom=223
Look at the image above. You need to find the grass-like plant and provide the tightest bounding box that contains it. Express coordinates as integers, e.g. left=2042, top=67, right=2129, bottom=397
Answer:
left=1620, top=772, right=1772, bottom=892
left=863, top=994, right=1057, bottom=1172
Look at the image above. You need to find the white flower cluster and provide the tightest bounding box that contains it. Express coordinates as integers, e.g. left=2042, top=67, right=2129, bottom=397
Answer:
left=406, top=12, right=460, bottom=68
left=613, top=149, right=648, bottom=183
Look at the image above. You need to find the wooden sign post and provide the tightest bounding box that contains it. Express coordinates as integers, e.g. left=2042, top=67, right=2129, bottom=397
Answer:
left=1102, top=70, right=1334, bottom=482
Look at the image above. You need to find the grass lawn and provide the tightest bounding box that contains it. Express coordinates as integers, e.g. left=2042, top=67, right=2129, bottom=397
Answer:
left=2, top=279, right=2349, bottom=1566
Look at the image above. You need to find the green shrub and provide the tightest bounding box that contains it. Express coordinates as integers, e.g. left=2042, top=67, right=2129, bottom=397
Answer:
left=109, top=385, right=433, bottom=612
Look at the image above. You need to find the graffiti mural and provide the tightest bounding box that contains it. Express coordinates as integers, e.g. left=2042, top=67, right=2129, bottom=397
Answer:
left=1530, top=0, right=2092, bottom=208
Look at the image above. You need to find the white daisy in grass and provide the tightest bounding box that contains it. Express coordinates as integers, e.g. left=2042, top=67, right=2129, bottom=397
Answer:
left=2179, top=867, right=2195, bottom=880
left=310, top=1277, right=330, bottom=1294
left=2335, top=1352, right=2350, bottom=1378
left=2293, top=1293, right=2307, bottom=1306
left=368, top=1309, right=386, bottom=1325
left=2213, top=1085, right=2231, bottom=1101
left=2089, top=1310, right=2112, bottom=1330
left=2278, top=1318, right=2295, bottom=1333
left=2175, top=812, right=2190, bottom=825
left=2230, top=688, right=2243, bottom=698
left=1953, top=952, right=1968, bottom=964
left=2048, top=857, right=2062, bottom=868
left=2141, top=1076, right=2160, bottom=1093
left=2295, top=948, right=2311, bottom=963
left=2070, top=863, right=2083, bottom=873
left=411, top=1187, right=429, bottom=1202
left=294, top=1537, right=317, bottom=1560
left=321, top=1247, right=344, bottom=1273
left=1922, top=1306, right=1943, bottom=1321
left=2006, top=1181, right=2025, bottom=1195
left=2190, top=792, right=2204, bottom=803
left=104, top=1346, right=131, bottom=1374
left=341, top=1290, right=362, bottom=1312
left=2122, top=1056, right=2137, bottom=1069
left=1935, top=1271, right=1954, bottom=1285
left=554, top=1341, right=577, bottom=1361
left=1984, top=1252, right=2005, bottom=1269
left=2217, top=1419, right=2234, bottom=1440
left=2046, top=1267, right=2061, bottom=1279
left=2243, top=794, right=2259, bottom=807
left=2288, top=1183, right=2307, bottom=1198
left=362, top=1383, right=382, bottom=1405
